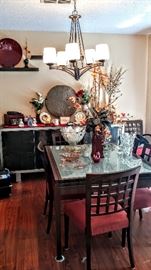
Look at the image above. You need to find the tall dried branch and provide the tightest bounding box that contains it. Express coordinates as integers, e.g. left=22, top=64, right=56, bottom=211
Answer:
left=104, top=66, right=126, bottom=105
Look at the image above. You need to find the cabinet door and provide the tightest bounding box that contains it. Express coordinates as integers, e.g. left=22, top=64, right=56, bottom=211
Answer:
left=35, top=130, right=52, bottom=168
left=2, top=131, right=35, bottom=170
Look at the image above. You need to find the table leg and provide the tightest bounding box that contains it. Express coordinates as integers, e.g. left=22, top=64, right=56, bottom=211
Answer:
left=54, top=185, right=65, bottom=262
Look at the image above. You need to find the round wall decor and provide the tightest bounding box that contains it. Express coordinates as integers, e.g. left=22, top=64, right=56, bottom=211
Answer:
left=0, top=38, right=22, bottom=67
left=45, top=85, right=76, bottom=117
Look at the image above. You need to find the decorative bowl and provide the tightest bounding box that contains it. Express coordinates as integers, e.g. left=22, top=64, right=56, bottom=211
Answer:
left=0, top=38, right=22, bottom=67
left=60, top=125, right=86, bottom=145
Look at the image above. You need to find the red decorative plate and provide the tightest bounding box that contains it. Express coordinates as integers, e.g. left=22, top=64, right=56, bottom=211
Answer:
left=0, top=38, right=22, bottom=67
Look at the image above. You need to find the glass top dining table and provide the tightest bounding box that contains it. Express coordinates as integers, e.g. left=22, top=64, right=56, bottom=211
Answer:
left=46, top=144, right=151, bottom=181
left=45, top=143, right=151, bottom=262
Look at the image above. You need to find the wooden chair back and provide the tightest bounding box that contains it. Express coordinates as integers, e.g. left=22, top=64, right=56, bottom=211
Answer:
left=86, top=167, right=140, bottom=219
left=124, top=119, right=143, bottom=135
left=51, top=130, right=66, bottom=145
left=133, top=134, right=149, bottom=155
left=141, top=143, right=151, bottom=164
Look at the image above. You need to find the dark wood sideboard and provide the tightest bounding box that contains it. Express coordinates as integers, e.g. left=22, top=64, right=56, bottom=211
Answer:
left=0, top=126, right=60, bottom=181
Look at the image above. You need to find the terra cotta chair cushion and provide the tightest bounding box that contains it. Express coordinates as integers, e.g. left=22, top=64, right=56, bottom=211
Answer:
left=64, top=198, right=128, bottom=236
left=134, top=188, right=151, bottom=210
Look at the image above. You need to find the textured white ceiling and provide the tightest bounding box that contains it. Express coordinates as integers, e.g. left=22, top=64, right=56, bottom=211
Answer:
left=0, top=0, right=151, bottom=34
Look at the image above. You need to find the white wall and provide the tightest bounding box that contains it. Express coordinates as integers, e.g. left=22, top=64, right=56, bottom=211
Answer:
left=0, top=30, right=148, bottom=128
left=146, top=35, right=151, bottom=133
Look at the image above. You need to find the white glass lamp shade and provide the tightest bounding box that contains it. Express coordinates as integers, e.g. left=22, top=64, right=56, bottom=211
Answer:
left=43, top=47, right=57, bottom=64
left=56, top=51, right=67, bottom=66
left=65, top=42, right=80, bottom=61
left=85, top=49, right=96, bottom=64
left=95, top=43, right=110, bottom=61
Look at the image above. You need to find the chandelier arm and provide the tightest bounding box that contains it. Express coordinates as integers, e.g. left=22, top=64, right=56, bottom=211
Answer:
left=74, top=17, right=77, bottom=43
left=61, top=67, right=76, bottom=78
left=78, top=63, right=103, bottom=78
left=79, top=65, right=92, bottom=76
left=48, top=64, right=78, bottom=79
left=48, top=61, right=105, bottom=81
left=73, top=0, right=76, bottom=12
left=77, top=22, right=85, bottom=62
left=69, top=19, right=74, bottom=42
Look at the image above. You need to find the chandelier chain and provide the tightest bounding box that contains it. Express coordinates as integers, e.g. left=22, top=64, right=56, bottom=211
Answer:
left=73, top=0, right=76, bottom=13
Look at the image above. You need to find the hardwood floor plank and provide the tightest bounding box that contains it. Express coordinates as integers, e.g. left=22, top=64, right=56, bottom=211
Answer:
left=0, top=176, right=151, bottom=270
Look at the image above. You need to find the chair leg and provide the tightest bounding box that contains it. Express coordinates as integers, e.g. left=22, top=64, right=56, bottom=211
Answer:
left=108, top=231, right=112, bottom=238
left=64, top=214, right=69, bottom=249
left=126, top=227, right=135, bottom=269
left=46, top=196, right=54, bottom=234
left=43, top=189, right=49, bottom=215
left=122, top=228, right=126, bottom=247
left=139, top=209, right=143, bottom=220
left=86, top=232, right=91, bottom=270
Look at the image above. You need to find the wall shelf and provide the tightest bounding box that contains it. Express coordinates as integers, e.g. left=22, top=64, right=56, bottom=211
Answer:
left=0, top=67, right=39, bottom=72
left=30, top=55, right=42, bottom=60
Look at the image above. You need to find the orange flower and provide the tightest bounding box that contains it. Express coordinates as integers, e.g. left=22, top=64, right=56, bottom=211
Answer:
left=68, top=96, right=76, bottom=104
left=74, top=103, right=82, bottom=110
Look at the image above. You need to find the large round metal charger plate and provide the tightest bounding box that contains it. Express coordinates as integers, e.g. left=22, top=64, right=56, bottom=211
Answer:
left=45, top=85, right=76, bottom=117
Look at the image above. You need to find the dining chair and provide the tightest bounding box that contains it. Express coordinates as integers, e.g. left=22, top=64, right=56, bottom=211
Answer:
left=141, top=142, right=151, bottom=163
left=41, top=148, right=54, bottom=233
left=51, top=129, right=66, bottom=145
left=42, top=146, right=85, bottom=234
left=40, top=131, right=66, bottom=233
left=134, top=143, right=151, bottom=220
left=124, top=119, right=143, bottom=135
left=64, top=167, right=140, bottom=270
left=133, top=134, right=149, bottom=156
left=40, top=130, right=67, bottom=233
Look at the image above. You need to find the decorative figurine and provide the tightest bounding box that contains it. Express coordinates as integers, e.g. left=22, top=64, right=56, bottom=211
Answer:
left=27, top=116, right=33, bottom=127
left=32, top=117, right=37, bottom=126
left=24, top=40, right=30, bottom=68
left=30, top=92, right=45, bottom=123
left=18, top=118, right=24, bottom=127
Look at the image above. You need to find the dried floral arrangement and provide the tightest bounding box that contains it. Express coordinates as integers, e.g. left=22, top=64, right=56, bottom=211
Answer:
left=67, top=65, right=125, bottom=137
left=90, top=65, right=126, bottom=124
left=24, top=40, right=31, bottom=60
left=104, top=65, right=126, bottom=107
left=91, top=65, right=126, bottom=108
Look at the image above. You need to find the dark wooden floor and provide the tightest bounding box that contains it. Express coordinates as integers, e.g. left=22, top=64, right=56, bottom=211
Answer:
left=0, top=174, right=151, bottom=270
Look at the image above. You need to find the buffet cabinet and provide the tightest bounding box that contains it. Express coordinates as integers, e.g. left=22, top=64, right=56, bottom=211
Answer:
left=0, top=126, right=60, bottom=181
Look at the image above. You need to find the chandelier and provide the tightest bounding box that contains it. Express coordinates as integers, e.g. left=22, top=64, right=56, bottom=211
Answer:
left=43, top=0, right=110, bottom=80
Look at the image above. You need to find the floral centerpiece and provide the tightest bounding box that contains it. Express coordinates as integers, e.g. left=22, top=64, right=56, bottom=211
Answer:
left=67, top=65, right=126, bottom=161
left=68, top=88, right=111, bottom=160
left=68, top=88, right=111, bottom=134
